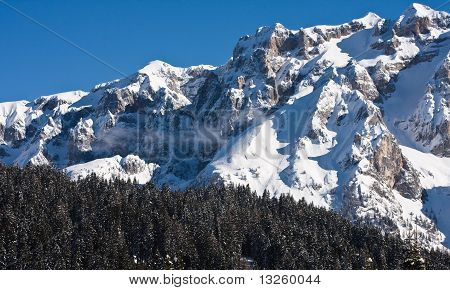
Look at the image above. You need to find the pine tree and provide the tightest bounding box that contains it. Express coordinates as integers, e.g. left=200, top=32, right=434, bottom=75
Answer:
left=403, top=230, right=426, bottom=270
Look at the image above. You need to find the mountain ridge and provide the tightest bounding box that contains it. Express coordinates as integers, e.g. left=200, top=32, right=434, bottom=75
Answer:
left=0, top=2, right=449, bottom=250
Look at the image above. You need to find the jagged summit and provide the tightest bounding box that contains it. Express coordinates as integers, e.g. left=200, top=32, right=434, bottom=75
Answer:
left=352, top=12, right=382, bottom=28
left=138, top=59, right=174, bottom=74
left=396, top=2, right=449, bottom=38
left=1, top=3, right=449, bottom=250
left=405, top=3, right=441, bottom=18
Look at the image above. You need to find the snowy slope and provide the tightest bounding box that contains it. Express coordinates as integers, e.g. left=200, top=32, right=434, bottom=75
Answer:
left=400, top=145, right=450, bottom=247
left=65, top=155, right=159, bottom=184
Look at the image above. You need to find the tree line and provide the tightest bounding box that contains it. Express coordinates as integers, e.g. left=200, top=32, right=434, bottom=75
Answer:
left=0, top=164, right=449, bottom=269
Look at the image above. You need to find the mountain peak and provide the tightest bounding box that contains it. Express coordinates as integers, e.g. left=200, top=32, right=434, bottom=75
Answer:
left=352, top=12, right=382, bottom=28
left=395, top=2, right=449, bottom=37
left=255, top=22, right=289, bottom=37
left=138, top=60, right=175, bottom=75
left=401, top=2, right=448, bottom=20
left=409, top=3, right=434, bottom=15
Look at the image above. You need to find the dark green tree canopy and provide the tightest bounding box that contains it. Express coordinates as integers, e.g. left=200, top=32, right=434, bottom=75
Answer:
left=0, top=164, right=449, bottom=269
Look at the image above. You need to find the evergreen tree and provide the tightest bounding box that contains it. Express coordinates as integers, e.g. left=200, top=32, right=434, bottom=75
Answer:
left=0, top=164, right=449, bottom=269
left=403, top=230, right=426, bottom=270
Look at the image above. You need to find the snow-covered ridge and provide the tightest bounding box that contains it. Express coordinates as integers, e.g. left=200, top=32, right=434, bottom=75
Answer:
left=65, top=155, right=159, bottom=184
left=402, top=3, right=449, bottom=21
left=0, top=2, right=449, bottom=250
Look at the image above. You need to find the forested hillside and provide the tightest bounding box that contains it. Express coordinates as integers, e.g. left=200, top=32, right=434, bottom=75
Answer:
left=0, top=165, right=449, bottom=269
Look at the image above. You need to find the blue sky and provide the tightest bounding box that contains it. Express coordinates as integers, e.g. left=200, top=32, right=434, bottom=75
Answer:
left=0, top=0, right=449, bottom=102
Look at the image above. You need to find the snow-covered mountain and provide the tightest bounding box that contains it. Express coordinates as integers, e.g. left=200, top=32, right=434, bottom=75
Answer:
left=1, top=3, right=449, bottom=249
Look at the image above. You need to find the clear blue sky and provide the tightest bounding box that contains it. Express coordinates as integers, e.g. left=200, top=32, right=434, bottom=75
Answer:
left=0, top=0, right=448, bottom=102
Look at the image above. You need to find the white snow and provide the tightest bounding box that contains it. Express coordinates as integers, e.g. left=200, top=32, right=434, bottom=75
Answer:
left=402, top=3, right=448, bottom=22
left=352, top=12, right=382, bottom=28
left=0, top=101, right=30, bottom=128
left=382, top=32, right=450, bottom=150
left=65, top=155, right=159, bottom=184
left=36, top=90, right=88, bottom=106
left=423, top=187, right=450, bottom=247
left=400, top=145, right=450, bottom=189
left=71, top=118, right=95, bottom=152
left=138, top=60, right=183, bottom=92
left=400, top=145, right=450, bottom=248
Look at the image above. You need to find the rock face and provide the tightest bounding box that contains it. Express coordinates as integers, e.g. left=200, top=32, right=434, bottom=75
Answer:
left=1, top=3, right=450, bottom=249
left=400, top=53, right=449, bottom=157
left=395, top=3, right=450, bottom=38
left=371, top=135, right=422, bottom=200
left=120, top=155, right=148, bottom=175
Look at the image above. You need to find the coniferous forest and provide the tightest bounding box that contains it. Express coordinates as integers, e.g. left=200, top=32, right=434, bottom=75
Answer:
left=0, top=164, right=449, bottom=270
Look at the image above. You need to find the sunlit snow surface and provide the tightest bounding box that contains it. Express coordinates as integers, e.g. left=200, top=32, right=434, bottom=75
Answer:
left=65, top=155, right=159, bottom=184
left=400, top=146, right=450, bottom=247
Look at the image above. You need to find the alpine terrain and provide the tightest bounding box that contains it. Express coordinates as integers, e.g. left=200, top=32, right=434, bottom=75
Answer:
left=1, top=3, right=449, bottom=250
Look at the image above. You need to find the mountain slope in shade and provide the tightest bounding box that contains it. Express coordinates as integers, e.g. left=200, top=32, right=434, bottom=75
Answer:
left=0, top=3, right=449, bottom=249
